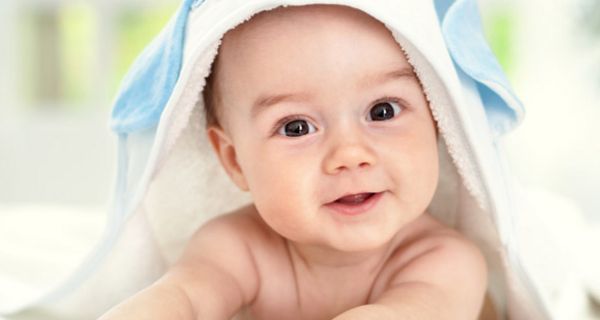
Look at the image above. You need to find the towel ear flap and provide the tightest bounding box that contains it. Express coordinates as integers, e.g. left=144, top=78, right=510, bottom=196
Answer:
left=109, top=0, right=206, bottom=134
left=436, top=0, right=525, bottom=137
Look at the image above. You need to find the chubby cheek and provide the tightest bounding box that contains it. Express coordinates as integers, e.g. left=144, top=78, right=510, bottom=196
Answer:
left=239, top=142, right=320, bottom=238
left=383, top=130, right=439, bottom=212
left=409, top=139, right=439, bottom=209
left=412, top=143, right=439, bottom=206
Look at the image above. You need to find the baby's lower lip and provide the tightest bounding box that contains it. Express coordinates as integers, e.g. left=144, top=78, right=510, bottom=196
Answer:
left=325, top=192, right=384, bottom=216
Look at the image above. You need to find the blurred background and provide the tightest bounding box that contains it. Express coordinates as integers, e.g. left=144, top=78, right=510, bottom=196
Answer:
left=0, top=0, right=179, bottom=314
left=0, top=0, right=598, bottom=317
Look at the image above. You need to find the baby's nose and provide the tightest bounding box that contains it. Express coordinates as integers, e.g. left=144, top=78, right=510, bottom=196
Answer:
left=322, top=134, right=377, bottom=175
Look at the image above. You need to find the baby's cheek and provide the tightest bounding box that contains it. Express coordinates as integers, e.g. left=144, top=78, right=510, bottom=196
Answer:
left=248, top=161, right=297, bottom=202
left=408, top=148, right=439, bottom=209
left=255, top=158, right=315, bottom=202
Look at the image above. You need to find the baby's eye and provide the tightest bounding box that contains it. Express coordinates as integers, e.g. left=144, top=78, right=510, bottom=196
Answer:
left=277, top=119, right=317, bottom=137
left=367, top=100, right=402, bottom=121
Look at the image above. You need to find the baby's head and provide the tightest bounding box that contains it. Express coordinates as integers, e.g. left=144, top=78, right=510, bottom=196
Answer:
left=204, top=4, right=439, bottom=252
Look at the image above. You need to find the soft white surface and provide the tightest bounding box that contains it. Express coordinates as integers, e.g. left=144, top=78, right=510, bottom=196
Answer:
left=0, top=205, right=105, bottom=315
left=514, top=187, right=600, bottom=319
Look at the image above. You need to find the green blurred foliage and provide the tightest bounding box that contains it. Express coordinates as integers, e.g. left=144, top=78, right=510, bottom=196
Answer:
left=19, top=8, right=36, bottom=107
left=112, top=4, right=177, bottom=96
left=59, top=4, right=95, bottom=108
left=18, top=3, right=176, bottom=110
left=482, top=5, right=517, bottom=77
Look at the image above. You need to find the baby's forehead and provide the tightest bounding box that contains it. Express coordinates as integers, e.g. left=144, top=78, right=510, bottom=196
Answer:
left=208, top=3, right=418, bottom=125
left=220, top=4, right=393, bottom=54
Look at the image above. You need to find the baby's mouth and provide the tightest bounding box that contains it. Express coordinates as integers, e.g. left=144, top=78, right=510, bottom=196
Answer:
left=334, top=192, right=376, bottom=205
left=326, top=192, right=384, bottom=216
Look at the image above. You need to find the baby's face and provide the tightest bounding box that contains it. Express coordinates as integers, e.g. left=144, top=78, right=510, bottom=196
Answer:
left=208, top=5, right=439, bottom=252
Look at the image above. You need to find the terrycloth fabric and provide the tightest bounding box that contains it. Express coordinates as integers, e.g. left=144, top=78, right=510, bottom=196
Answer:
left=0, top=0, right=590, bottom=319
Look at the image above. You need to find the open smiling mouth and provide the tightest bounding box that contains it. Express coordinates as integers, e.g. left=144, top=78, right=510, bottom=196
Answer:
left=325, top=192, right=384, bottom=216
left=336, top=193, right=375, bottom=204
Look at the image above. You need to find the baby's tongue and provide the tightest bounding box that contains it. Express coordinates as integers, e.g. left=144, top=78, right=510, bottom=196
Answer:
left=336, top=193, right=372, bottom=204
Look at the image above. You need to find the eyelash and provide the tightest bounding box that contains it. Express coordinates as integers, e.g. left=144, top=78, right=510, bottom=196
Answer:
left=372, top=96, right=403, bottom=108
left=271, top=96, right=406, bottom=136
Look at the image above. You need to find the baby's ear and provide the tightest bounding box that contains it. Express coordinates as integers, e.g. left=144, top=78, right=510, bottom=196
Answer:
left=206, top=126, right=249, bottom=191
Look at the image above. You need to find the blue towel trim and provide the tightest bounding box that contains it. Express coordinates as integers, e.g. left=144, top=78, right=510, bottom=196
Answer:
left=436, top=0, right=524, bottom=136
left=110, top=0, right=204, bottom=133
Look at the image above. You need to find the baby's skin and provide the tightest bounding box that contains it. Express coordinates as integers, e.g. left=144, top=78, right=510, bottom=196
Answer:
left=101, top=5, right=489, bottom=320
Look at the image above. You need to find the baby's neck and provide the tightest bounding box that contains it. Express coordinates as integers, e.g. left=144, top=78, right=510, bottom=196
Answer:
left=284, top=236, right=399, bottom=281
left=282, top=236, right=403, bottom=314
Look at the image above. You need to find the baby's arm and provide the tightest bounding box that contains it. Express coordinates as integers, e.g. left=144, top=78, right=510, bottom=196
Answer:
left=333, top=233, right=488, bottom=320
left=100, top=214, right=259, bottom=319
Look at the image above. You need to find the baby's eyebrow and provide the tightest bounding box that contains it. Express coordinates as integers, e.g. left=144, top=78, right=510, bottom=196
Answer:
left=359, top=66, right=417, bottom=88
left=251, top=92, right=312, bottom=119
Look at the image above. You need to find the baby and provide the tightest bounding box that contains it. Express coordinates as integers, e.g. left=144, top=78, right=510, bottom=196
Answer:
left=101, top=4, right=488, bottom=320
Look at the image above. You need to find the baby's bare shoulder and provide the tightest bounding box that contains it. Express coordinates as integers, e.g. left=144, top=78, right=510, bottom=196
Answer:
left=373, top=213, right=488, bottom=319
left=160, top=205, right=277, bottom=317
left=385, top=213, right=487, bottom=285
left=190, top=204, right=281, bottom=248
left=182, top=203, right=278, bottom=264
